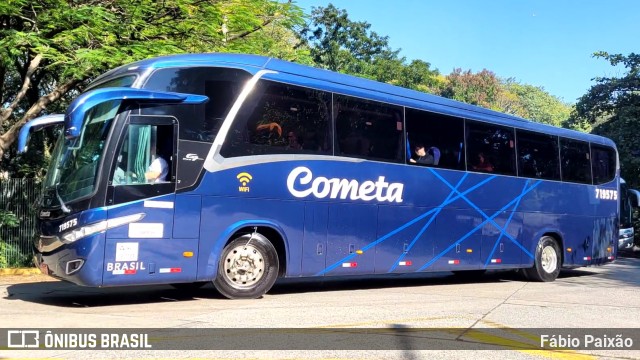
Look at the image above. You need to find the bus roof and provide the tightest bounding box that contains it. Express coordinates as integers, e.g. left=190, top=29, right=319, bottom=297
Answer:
left=92, top=53, right=614, bottom=148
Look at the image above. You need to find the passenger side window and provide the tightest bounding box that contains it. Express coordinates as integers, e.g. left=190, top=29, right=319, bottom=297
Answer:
left=560, top=138, right=592, bottom=184
left=466, top=121, right=516, bottom=175
left=405, top=108, right=465, bottom=170
left=334, top=95, right=404, bottom=162
left=591, top=144, right=616, bottom=184
left=221, top=81, right=332, bottom=157
left=516, top=130, right=560, bottom=180
left=143, top=67, right=251, bottom=143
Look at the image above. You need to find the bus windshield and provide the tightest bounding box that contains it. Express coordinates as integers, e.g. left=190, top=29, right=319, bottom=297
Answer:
left=43, top=100, right=121, bottom=204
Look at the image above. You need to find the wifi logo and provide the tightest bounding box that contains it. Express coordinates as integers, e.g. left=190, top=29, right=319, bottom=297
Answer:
left=237, top=172, right=252, bottom=192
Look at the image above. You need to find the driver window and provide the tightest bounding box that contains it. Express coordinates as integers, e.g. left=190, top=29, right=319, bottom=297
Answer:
left=113, top=124, right=174, bottom=185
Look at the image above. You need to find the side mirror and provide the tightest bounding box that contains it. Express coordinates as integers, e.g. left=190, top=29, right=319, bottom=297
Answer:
left=628, top=189, right=640, bottom=208
left=17, top=114, right=64, bottom=153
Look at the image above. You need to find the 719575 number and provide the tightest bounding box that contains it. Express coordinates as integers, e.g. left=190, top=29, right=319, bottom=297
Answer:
left=595, top=188, right=618, bottom=201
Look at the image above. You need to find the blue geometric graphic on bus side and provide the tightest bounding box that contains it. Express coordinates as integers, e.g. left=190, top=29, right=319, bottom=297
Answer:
left=388, top=173, right=470, bottom=272
left=428, top=169, right=537, bottom=261
left=482, top=179, right=534, bottom=268
left=416, top=179, right=541, bottom=272
left=316, top=172, right=497, bottom=276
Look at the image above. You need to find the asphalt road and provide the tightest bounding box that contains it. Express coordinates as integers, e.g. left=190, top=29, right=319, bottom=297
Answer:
left=2, top=254, right=640, bottom=359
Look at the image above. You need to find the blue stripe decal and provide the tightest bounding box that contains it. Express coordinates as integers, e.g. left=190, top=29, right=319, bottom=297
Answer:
left=416, top=180, right=541, bottom=272
left=388, top=173, right=468, bottom=272
left=429, top=169, right=536, bottom=260
left=316, top=173, right=496, bottom=276
left=483, top=180, right=532, bottom=268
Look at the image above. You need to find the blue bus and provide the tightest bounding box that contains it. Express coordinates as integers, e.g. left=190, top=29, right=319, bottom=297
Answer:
left=19, top=54, right=620, bottom=299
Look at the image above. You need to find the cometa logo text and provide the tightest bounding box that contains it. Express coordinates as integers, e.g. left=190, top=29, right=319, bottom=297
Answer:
left=287, top=166, right=404, bottom=203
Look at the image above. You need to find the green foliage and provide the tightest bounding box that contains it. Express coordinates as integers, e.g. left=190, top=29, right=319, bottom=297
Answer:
left=0, top=210, right=19, bottom=229
left=300, top=4, right=397, bottom=73
left=298, top=4, right=439, bottom=90
left=440, top=68, right=501, bottom=109
left=502, top=82, right=572, bottom=127
left=568, top=52, right=640, bottom=189
left=438, top=69, right=571, bottom=126
left=0, top=0, right=309, bottom=173
left=592, top=107, right=640, bottom=189
left=0, top=210, right=19, bottom=268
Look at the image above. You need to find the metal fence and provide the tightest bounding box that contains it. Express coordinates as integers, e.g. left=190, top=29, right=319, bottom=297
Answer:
left=0, top=178, right=41, bottom=268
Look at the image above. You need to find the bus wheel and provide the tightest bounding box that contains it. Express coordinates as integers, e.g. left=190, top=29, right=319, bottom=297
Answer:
left=213, top=233, right=279, bottom=299
left=524, top=236, right=561, bottom=282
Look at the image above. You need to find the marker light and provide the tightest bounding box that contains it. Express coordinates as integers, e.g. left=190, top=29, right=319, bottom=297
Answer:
left=61, top=213, right=145, bottom=243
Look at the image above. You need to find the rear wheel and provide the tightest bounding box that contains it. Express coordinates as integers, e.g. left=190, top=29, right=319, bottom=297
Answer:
left=524, top=236, right=561, bottom=282
left=213, top=233, right=279, bottom=299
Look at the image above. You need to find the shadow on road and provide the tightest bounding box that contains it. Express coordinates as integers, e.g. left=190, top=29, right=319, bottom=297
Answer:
left=4, top=266, right=606, bottom=307
left=4, top=281, right=227, bottom=307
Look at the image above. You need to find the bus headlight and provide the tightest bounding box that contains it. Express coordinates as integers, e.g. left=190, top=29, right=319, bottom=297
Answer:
left=61, top=213, right=145, bottom=244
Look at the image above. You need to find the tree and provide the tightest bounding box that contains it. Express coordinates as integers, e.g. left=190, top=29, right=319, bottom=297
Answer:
left=569, top=52, right=640, bottom=188
left=570, top=52, right=640, bottom=129
left=0, top=0, right=307, bottom=165
left=297, top=4, right=439, bottom=92
left=438, top=69, right=571, bottom=126
left=502, top=82, right=571, bottom=127
left=298, top=4, right=398, bottom=74
left=440, top=68, right=501, bottom=110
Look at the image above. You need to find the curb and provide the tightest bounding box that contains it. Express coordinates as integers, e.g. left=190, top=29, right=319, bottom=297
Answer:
left=0, top=268, right=42, bottom=276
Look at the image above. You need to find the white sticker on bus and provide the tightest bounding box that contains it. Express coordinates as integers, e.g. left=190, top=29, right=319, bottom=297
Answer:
left=115, top=242, right=139, bottom=262
left=287, top=166, right=404, bottom=203
left=144, top=200, right=174, bottom=209
left=128, top=223, right=164, bottom=238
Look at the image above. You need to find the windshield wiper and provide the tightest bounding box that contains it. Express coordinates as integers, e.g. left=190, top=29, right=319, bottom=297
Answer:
left=55, top=182, right=71, bottom=214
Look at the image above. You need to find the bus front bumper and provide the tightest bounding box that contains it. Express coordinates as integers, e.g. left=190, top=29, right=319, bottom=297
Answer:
left=33, top=233, right=105, bottom=287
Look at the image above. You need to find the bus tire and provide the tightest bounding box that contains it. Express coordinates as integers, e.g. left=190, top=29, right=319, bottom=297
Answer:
left=524, top=236, right=561, bottom=282
left=213, top=233, right=279, bottom=299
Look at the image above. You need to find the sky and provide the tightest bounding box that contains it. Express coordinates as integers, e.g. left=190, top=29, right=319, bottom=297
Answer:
left=293, top=0, right=639, bottom=103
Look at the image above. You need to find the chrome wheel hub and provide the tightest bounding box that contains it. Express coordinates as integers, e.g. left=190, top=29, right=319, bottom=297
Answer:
left=223, top=244, right=265, bottom=288
left=541, top=246, right=558, bottom=273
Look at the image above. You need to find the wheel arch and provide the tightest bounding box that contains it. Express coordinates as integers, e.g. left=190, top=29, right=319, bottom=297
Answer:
left=208, top=220, right=289, bottom=279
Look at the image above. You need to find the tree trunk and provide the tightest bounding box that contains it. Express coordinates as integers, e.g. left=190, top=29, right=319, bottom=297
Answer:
left=0, top=78, right=81, bottom=161
left=0, top=55, right=42, bottom=129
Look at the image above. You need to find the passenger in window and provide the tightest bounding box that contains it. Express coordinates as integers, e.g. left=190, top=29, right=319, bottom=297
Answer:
left=286, top=131, right=302, bottom=150
left=472, top=152, right=494, bottom=172
left=145, top=136, right=169, bottom=183
left=145, top=155, right=168, bottom=183
left=409, top=144, right=435, bottom=165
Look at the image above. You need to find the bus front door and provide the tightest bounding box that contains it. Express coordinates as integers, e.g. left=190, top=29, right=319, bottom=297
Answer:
left=103, top=115, right=199, bottom=285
